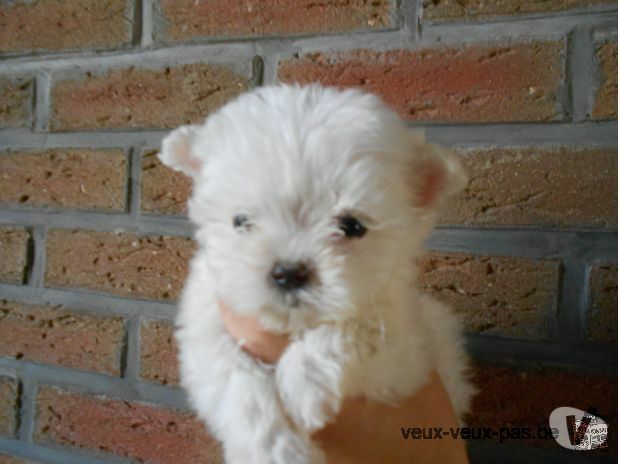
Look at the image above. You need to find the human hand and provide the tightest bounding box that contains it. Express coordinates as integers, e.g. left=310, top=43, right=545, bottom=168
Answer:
left=217, top=300, right=469, bottom=463
left=218, top=299, right=290, bottom=364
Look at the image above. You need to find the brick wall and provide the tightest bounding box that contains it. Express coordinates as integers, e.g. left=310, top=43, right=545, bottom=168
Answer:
left=0, top=1, right=616, bottom=463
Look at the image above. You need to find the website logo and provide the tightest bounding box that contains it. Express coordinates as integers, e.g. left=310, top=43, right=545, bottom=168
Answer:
left=549, top=406, right=609, bottom=451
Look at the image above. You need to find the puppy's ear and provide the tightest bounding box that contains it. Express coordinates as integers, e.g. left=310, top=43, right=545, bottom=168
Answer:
left=409, top=140, right=467, bottom=210
left=158, top=125, right=202, bottom=178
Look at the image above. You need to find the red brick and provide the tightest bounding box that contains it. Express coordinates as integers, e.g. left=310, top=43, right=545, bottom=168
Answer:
left=0, top=300, right=124, bottom=375
left=0, top=0, right=133, bottom=55
left=0, top=227, right=29, bottom=285
left=278, top=42, right=564, bottom=123
left=140, top=319, right=179, bottom=386
left=35, top=387, right=223, bottom=464
left=0, top=375, right=18, bottom=437
left=592, top=42, right=617, bottom=120
left=469, top=366, right=617, bottom=445
left=157, top=0, right=395, bottom=42
left=441, top=148, right=617, bottom=227
left=0, top=149, right=127, bottom=212
left=0, top=77, right=32, bottom=129
left=45, top=230, right=195, bottom=301
left=51, top=64, right=249, bottom=131
left=141, top=150, right=191, bottom=215
left=587, top=265, right=617, bottom=344
left=0, top=455, right=33, bottom=464
left=417, top=253, right=559, bottom=339
left=422, top=0, right=616, bottom=21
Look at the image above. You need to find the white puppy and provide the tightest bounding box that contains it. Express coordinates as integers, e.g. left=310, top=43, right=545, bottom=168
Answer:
left=159, top=84, right=474, bottom=464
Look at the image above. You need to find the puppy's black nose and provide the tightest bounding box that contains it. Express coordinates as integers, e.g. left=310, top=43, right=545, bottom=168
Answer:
left=270, top=262, right=310, bottom=291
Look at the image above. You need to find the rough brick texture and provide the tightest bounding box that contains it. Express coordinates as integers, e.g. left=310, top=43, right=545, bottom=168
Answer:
left=141, top=150, right=191, bottom=215
left=0, top=375, right=18, bottom=437
left=587, top=265, right=618, bottom=344
left=45, top=230, right=195, bottom=301
left=0, top=149, right=127, bottom=212
left=0, top=78, right=32, bottom=129
left=422, top=0, right=615, bottom=21
left=278, top=42, right=564, bottom=123
left=469, top=366, right=617, bottom=444
left=0, top=301, right=124, bottom=375
left=441, top=147, right=617, bottom=227
left=0, top=0, right=133, bottom=55
left=417, top=253, right=559, bottom=339
left=35, top=387, right=223, bottom=464
left=51, top=64, right=249, bottom=131
left=0, top=227, right=29, bottom=285
left=0, top=455, right=32, bottom=464
left=592, top=42, right=618, bottom=120
left=157, top=0, right=395, bottom=42
left=140, top=319, right=179, bottom=386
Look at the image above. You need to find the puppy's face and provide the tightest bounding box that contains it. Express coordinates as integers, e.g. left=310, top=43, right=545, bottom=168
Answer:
left=160, top=85, right=465, bottom=330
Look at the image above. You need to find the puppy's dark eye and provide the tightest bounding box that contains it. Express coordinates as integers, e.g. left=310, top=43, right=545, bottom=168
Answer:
left=339, top=215, right=366, bottom=238
left=233, top=214, right=250, bottom=229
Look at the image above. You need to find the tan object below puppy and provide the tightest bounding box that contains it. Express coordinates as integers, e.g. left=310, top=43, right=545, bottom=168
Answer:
left=218, top=299, right=469, bottom=464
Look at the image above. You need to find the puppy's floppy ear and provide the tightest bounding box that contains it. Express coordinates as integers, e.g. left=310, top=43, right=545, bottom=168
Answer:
left=158, top=125, right=202, bottom=178
left=408, top=138, right=467, bottom=210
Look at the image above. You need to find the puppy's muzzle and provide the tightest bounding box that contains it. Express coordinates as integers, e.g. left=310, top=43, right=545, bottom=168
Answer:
left=270, top=261, right=311, bottom=292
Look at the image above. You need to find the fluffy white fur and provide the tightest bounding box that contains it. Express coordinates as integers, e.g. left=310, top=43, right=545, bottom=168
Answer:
left=159, top=84, right=474, bottom=464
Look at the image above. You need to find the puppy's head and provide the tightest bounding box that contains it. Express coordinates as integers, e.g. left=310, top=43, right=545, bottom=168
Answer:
left=160, top=85, right=466, bottom=330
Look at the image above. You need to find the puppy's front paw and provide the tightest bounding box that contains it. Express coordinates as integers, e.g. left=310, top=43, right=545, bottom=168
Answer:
left=276, top=343, right=342, bottom=433
left=272, top=428, right=325, bottom=464
left=227, top=431, right=322, bottom=464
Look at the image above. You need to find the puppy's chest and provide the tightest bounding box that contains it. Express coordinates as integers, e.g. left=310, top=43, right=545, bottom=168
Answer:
left=297, top=318, right=386, bottom=360
left=342, top=319, right=386, bottom=358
